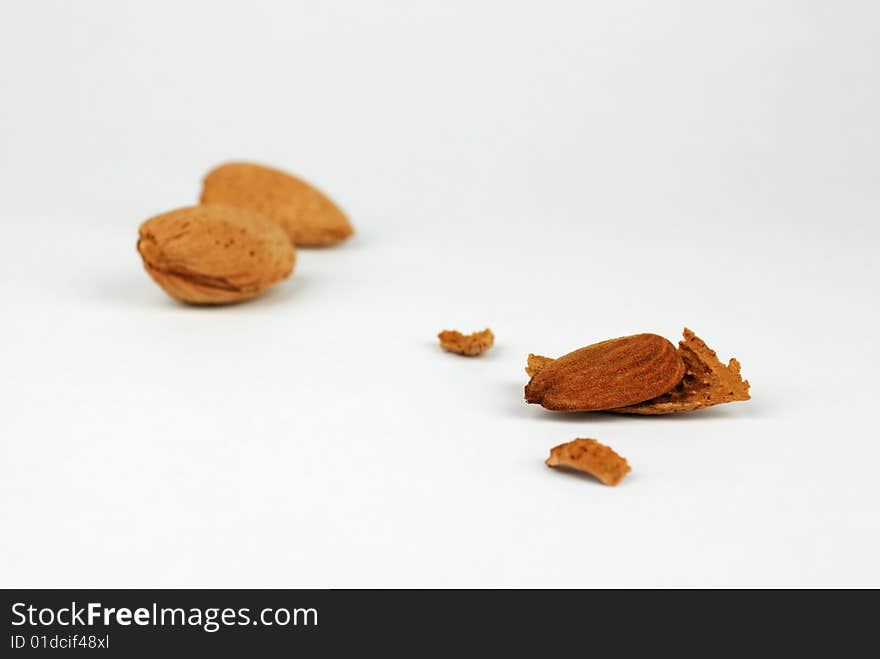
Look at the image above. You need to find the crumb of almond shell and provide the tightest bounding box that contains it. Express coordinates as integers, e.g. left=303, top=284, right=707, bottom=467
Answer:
left=438, top=328, right=494, bottom=356
left=545, top=438, right=631, bottom=486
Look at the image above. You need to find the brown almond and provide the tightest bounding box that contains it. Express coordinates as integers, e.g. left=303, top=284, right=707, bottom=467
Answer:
left=200, top=162, right=353, bottom=247
left=524, top=333, right=685, bottom=411
left=137, top=205, right=296, bottom=304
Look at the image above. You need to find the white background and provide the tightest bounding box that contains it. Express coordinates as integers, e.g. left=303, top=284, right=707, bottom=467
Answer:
left=2, top=1, right=878, bottom=587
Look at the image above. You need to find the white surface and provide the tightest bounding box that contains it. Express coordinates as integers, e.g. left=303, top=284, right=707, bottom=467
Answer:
left=2, top=1, right=879, bottom=587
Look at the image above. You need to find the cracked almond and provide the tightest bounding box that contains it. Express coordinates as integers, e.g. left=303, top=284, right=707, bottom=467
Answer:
left=524, top=333, right=685, bottom=411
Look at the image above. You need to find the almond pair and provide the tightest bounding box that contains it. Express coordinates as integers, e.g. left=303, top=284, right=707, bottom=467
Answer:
left=137, top=161, right=353, bottom=304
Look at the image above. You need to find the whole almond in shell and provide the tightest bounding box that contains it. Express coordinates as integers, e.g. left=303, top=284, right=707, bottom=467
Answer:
left=137, top=205, right=296, bottom=304
left=524, top=333, right=685, bottom=411
left=200, top=162, right=353, bottom=246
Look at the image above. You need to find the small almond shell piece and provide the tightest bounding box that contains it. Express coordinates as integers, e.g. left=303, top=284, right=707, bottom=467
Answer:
left=438, top=329, right=494, bottom=356
left=200, top=162, right=353, bottom=246
left=524, top=333, right=685, bottom=412
left=525, top=353, right=555, bottom=377
left=137, top=205, right=295, bottom=304
left=545, top=438, right=631, bottom=486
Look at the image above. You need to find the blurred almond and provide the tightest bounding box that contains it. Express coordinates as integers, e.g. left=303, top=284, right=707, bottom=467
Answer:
left=200, top=162, right=353, bottom=247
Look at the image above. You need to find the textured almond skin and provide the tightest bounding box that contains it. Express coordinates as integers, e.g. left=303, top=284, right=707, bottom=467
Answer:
left=524, top=334, right=685, bottom=412
left=200, top=162, right=353, bottom=246
left=137, top=205, right=296, bottom=304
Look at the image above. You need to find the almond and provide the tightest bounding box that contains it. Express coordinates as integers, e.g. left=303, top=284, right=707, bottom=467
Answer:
left=200, top=162, right=353, bottom=247
left=137, top=205, right=296, bottom=304
left=524, top=333, right=685, bottom=411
